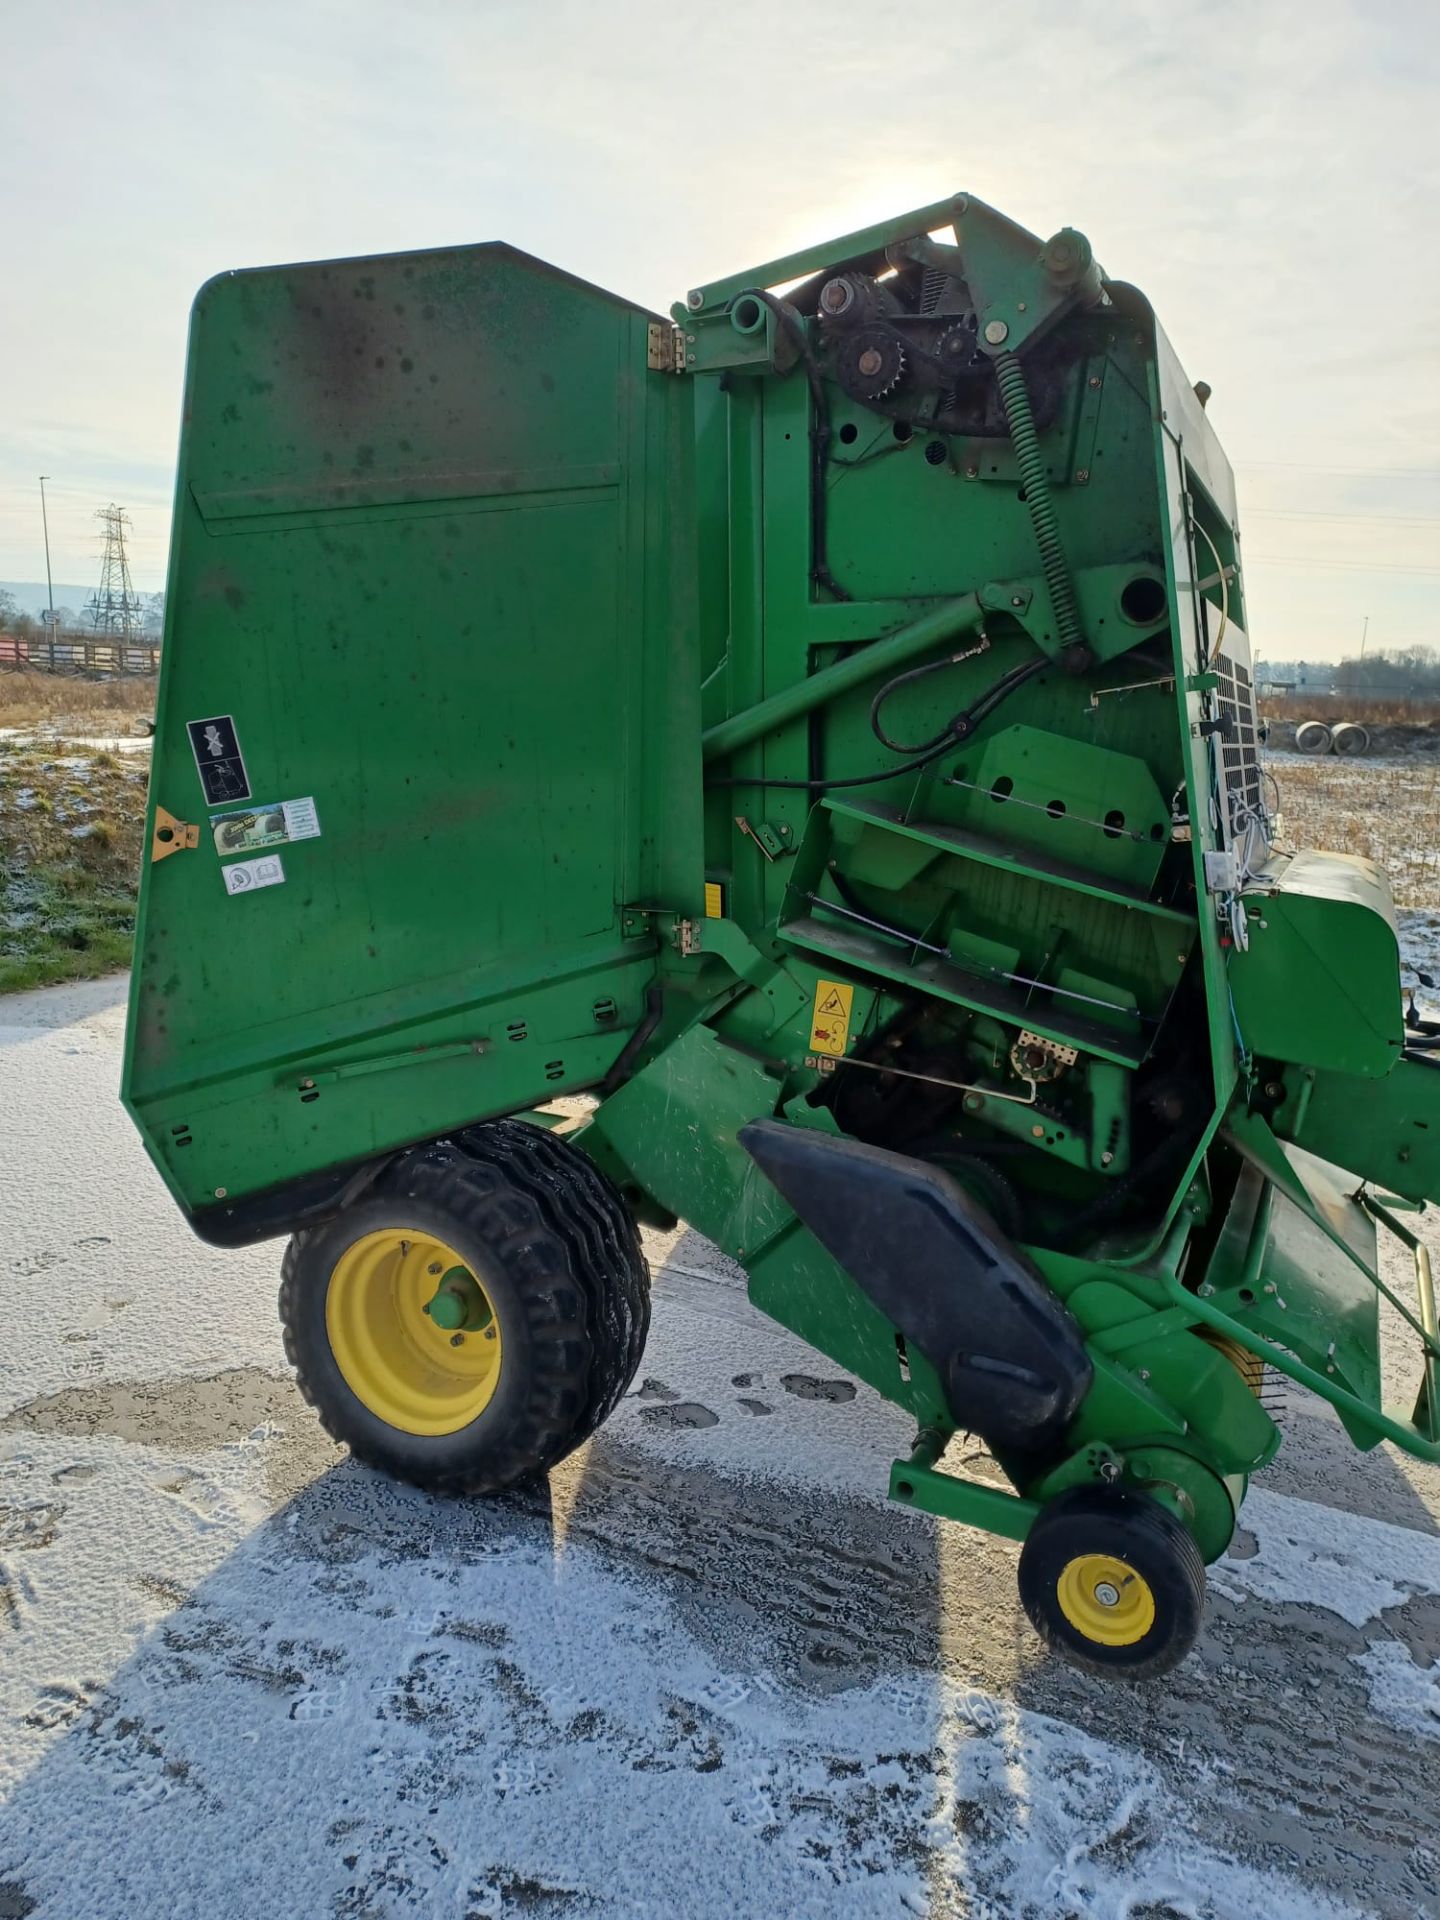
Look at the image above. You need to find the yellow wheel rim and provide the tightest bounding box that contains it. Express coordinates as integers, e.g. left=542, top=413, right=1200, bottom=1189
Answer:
left=1055, top=1551, right=1155, bottom=1647
left=325, top=1228, right=503, bottom=1436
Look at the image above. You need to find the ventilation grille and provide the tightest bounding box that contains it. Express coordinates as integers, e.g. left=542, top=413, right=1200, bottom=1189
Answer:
left=1213, top=648, right=1264, bottom=842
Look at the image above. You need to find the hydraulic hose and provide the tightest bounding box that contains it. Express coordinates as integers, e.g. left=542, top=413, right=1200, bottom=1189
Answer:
left=994, top=350, right=1087, bottom=667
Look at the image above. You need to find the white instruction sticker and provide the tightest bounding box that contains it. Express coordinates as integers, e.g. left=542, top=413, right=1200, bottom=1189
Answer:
left=222, top=854, right=286, bottom=896
left=281, top=796, right=321, bottom=841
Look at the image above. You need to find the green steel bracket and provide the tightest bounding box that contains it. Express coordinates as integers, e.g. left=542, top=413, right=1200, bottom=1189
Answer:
left=691, top=914, right=778, bottom=988
left=953, top=199, right=1103, bottom=360
left=677, top=197, right=961, bottom=318
left=735, top=817, right=794, bottom=861
left=888, top=1428, right=1039, bottom=1540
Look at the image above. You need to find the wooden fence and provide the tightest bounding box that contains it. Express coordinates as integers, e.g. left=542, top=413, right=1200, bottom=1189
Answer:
left=0, top=632, right=161, bottom=675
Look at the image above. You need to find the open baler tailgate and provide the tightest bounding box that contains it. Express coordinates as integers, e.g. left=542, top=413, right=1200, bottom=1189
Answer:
left=122, top=245, right=700, bottom=1234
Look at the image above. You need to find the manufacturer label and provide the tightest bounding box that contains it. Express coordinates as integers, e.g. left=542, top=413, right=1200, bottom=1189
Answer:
left=210, top=796, right=321, bottom=858
left=187, top=714, right=251, bottom=805
left=222, top=853, right=285, bottom=896
left=810, top=978, right=854, bottom=1056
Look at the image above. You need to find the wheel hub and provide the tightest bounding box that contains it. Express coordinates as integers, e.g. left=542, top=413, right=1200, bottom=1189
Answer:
left=325, top=1228, right=504, bottom=1436
left=1055, top=1551, right=1156, bottom=1647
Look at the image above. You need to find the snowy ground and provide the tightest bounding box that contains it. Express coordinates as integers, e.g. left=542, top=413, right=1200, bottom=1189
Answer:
left=2, top=980, right=1440, bottom=1920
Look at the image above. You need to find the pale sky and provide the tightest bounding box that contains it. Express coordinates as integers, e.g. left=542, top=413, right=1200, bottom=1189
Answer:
left=3, top=0, right=1437, bottom=659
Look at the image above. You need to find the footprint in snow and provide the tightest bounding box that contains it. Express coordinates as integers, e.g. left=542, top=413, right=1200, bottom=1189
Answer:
left=736, top=1398, right=773, bottom=1417
left=635, top=1378, right=680, bottom=1402
left=780, top=1373, right=857, bottom=1403
left=637, top=1402, right=719, bottom=1430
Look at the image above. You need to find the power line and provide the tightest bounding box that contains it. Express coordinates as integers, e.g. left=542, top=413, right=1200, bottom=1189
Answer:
left=1244, top=552, right=1440, bottom=572
left=1246, top=507, right=1440, bottom=527
left=1234, top=459, right=1440, bottom=479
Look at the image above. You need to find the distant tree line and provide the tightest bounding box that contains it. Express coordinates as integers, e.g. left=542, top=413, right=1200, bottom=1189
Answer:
left=0, top=586, right=165, bottom=639
left=1332, top=645, right=1440, bottom=696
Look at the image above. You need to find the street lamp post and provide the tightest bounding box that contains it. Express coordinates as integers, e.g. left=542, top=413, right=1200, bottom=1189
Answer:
left=38, top=476, right=56, bottom=671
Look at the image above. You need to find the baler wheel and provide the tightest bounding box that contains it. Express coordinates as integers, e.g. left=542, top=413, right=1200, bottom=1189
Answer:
left=1018, top=1485, right=1206, bottom=1679
left=279, top=1121, right=649, bottom=1494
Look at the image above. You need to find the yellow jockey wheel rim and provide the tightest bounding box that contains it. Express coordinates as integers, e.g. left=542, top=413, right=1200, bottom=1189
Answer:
left=325, top=1228, right=503, bottom=1436
left=1055, top=1551, right=1156, bottom=1647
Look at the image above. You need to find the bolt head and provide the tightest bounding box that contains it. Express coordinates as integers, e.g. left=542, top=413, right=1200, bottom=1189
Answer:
left=214, top=1186, right=228, bottom=1199
left=857, top=347, right=884, bottom=378
left=983, top=319, right=1009, bottom=345
left=686, top=290, right=703, bottom=310
left=450, top=1333, right=465, bottom=1348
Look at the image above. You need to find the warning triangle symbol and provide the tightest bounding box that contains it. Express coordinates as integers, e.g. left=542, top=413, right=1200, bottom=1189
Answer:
left=818, top=989, right=846, bottom=1015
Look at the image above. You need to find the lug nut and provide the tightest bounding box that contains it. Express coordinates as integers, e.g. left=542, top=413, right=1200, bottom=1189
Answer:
left=450, top=1334, right=465, bottom=1348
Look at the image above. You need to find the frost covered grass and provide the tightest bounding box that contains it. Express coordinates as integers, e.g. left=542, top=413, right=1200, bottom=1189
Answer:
left=1267, top=751, right=1440, bottom=907
left=0, top=738, right=149, bottom=991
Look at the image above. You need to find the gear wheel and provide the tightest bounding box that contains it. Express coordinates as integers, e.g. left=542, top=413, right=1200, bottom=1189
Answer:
left=837, top=325, right=908, bottom=401
left=934, top=316, right=984, bottom=376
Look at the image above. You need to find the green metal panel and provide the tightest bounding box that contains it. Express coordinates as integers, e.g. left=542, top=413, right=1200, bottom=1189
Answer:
left=1230, top=849, right=1404, bottom=1076
left=1293, top=1056, right=1440, bottom=1201
left=123, top=244, right=700, bottom=1222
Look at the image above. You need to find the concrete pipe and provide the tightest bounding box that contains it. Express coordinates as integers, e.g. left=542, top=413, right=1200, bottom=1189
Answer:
left=1332, top=722, right=1370, bottom=756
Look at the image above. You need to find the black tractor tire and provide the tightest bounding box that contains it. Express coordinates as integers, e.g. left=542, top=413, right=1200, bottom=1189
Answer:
left=279, top=1119, right=649, bottom=1494
left=1017, top=1484, right=1207, bottom=1680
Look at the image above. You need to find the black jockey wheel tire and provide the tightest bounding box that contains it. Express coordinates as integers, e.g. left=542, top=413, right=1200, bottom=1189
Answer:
left=1017, top=1484, right=1207, bottom=1680
left=279, top=1120, right=650, bottom=1495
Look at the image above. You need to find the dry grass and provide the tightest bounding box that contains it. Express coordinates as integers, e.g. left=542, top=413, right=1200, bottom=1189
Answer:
left=0, top=738, right=149, bottom=991
left=1260, top=694, right=1440, bottom=729
left=0, top=669, right=157, bottom=733
left=1269, top=753, right=1440, bottom=906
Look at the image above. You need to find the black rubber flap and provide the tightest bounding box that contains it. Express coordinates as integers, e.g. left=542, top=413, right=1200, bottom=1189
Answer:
left=739, top=1119, right=1091, bottom=1454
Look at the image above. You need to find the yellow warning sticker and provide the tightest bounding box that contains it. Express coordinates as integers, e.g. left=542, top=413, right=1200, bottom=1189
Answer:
left=810, top=978, right=854, bottom=1057
left=704, top=880, right=724, bottom=920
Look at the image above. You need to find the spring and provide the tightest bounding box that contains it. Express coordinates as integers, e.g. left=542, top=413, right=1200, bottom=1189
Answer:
left=994, top=350, right=1084, bottom=657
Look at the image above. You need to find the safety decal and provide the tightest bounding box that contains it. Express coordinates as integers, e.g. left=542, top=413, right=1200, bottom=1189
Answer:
left=210, top=796, right=321, bottom=858
left=222, top=853, right=285, bottom=897
left=810, top=978, right=854, bottom=1057
left=187, top=714, right=251, bottom=806
left=703, top=881, right=724, bottom=920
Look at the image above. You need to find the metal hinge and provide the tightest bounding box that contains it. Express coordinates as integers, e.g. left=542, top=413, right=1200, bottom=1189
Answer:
left=647, top=321, right=686, bottom=374
left=151, top=805, right=199, bottom=862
